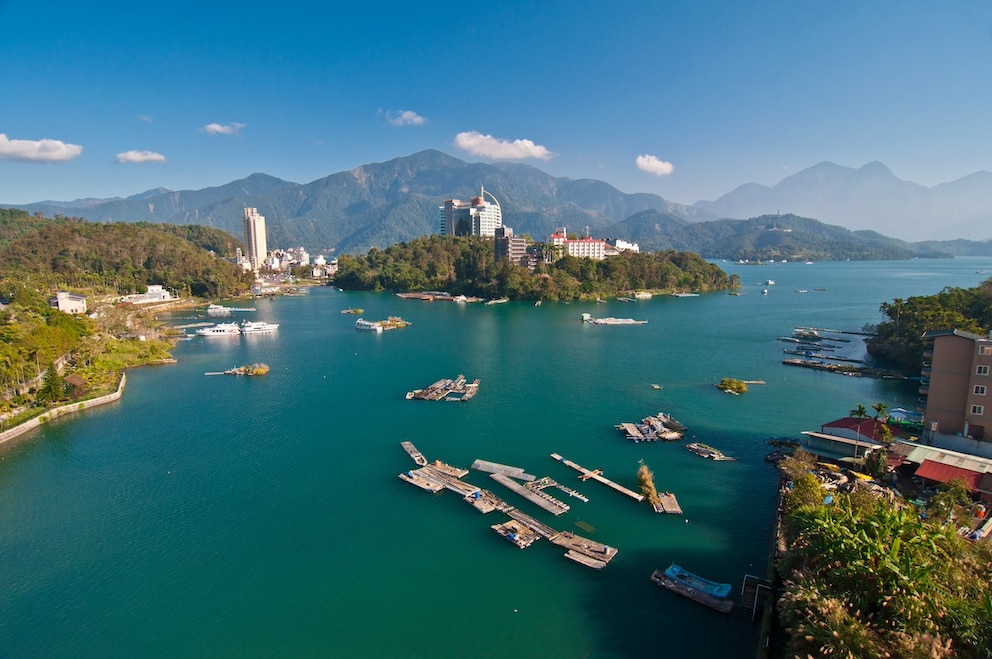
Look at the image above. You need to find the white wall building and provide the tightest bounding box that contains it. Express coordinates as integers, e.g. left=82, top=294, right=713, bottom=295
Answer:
left=440, top=187, right=503, bottom=237
left=242, top=207, right=268, bottom=272
left=549, top=227, right=609, bottom=261
left=49, top=291, right=88, bottom=314
left=122, top=285, right=174, bottom=305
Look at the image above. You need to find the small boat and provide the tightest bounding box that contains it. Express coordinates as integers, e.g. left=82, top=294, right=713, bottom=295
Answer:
left=240, top=320, right=279, bottom=334
left=633, top=291, right=652, bottom=300
left=534, top=300, right=542, bottom=307
left=685, top=442, right=735, bottom=461
left=671, top=292, right=699, bottom=297
left=484, top=297, right=509, bottom=305
left=206, top=304, right=231, bottom=316
left=581, top=313, right=647, bottom=325
left=761, top=289, right=769, bottom=295
left=664, top=563, right=732, bottom=598
left=355, top=318, right=383, bottom=332
left=195, top=322, right=241, bottom=336
left=617, top=297, right=635, bottom=302
left=340, top=308, right=364, bottom=314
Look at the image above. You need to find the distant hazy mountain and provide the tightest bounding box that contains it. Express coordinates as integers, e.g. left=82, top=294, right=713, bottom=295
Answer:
left=694, top=162, right=992, bottom=242
left=603, top=210, right=955, bottom=262
left=5, top=151, right=992, bottom=255
left=8, top=150, right=708, bottom=255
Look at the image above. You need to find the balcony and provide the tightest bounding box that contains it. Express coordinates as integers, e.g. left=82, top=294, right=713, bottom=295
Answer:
left=918, top=384, right=929, bottom=395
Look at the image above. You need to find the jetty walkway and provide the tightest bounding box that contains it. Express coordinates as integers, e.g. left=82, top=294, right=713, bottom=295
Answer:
left=549, top=453, right=644, bottom=502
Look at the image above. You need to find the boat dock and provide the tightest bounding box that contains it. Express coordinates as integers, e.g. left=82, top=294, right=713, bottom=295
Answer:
left=550, top=453, right=644, bottom=502
left=464, top=488, right=511, bottom=514
left=654, top=492, right=683, bottom=515
left=491, top=519, right=541, bottom=549
left=398, top=469, right=445, bottom=493
left=406, top=375, right=480, bottom=402
left=471, top=459, right=536, bottom=481
left=428, top=459, right=469, bottom=478
left=490, top=473, right=570, bottom=516
left=552, top=531, right=618, bottom=570
left=401, top=441, right=429, bottom=466
left=650, top=569, right=735, bottom=614
left=530, top=476, right=588, bottom=502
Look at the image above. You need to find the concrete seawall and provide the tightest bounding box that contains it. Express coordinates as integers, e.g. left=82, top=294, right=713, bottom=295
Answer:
left=0, top=373, right=127, bottom=447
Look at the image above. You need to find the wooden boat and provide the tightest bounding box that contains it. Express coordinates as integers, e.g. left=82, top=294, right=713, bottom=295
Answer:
left=664, top=563, right=732, bottom=598
left=650, top=570, right=735, bottom=614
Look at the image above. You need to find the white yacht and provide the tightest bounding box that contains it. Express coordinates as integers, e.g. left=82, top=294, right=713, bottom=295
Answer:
left=355, top=318, right=383, bottom=332
left=195, top=322, right=241, bottom=336
left=240, top=320, right=279, bottom=334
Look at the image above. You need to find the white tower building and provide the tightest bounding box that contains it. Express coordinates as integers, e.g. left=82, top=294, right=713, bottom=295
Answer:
left=243, top=207, right=268, bottom=273
left=439, top=186, right=503, bottom=237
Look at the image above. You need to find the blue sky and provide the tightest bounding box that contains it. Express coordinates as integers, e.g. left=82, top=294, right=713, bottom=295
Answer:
left=2, top=1, right=990, bottom=206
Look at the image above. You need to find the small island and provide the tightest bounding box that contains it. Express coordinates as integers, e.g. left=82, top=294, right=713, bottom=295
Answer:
left=206, top=363, right=270, bottom=376
left=716, top=377, right=748, bottom=395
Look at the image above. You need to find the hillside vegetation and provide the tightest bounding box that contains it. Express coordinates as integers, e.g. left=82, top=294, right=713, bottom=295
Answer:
left=868, top=277, right=992, bottom=370
left=0, top=209, right=251, bottom=298
left=333, top=234, right=735, bottom=300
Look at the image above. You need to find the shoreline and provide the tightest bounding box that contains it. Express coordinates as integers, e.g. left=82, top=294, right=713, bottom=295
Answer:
left=0, top=373, right=128, bottom=447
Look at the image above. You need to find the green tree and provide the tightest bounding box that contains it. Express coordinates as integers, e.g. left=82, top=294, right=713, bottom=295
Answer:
left=37, top=362, right=66, bottom=403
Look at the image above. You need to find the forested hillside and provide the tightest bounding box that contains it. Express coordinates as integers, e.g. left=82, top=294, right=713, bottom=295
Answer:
left=868, top=277, right=992, bottom=369
left=0, top=210, right=251, bottom=298
left=334, top=235, right=735, bottom=300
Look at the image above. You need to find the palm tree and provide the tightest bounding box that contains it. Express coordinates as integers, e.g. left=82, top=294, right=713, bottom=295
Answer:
left=871, top=402, right=889, bottom=421
left=850, top=403, right=869, bottom=419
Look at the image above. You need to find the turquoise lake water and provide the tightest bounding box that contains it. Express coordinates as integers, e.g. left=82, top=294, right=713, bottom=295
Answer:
left=2, top=258, right=991, bottom=658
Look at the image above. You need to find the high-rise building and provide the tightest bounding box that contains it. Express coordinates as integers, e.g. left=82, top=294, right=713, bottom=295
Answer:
left=243, top=207, right=268, bottom=272
left=440, top=187, right=502, bottom=237
left=494, top=226, right=531, bottom=268
left=549, top=227, right=608, bottom=261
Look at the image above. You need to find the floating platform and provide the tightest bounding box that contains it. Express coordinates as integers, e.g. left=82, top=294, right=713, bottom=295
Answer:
left=530, top=477, right=588, bottom=502
left=491, top=519, right=541, bottom=549
left=471, top=459, right=536, bottom=482
left=398, top=469, right=445, bottom=493
left=463, top=489, right=510, bottom=514
left=428, top=459, right=469, bottom=478
left=685, top=443, right=735, bottom=461
left=490, top=473, right=570, bottom=516
left=401, top=441, right=429, bottom=467
left=406, top=375, right=480, bottom=401
left=550, top=453, right=644, bottom=502
left=650, top=570, right=735, bottom=614
left=616, top=412, right=685, bottom=442
left=551, top=531, right=618, bottom=569
left=654, top=492, right=683, bottom=515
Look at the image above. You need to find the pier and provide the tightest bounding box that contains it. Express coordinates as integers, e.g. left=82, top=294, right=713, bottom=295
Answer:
left=463, top=489, right=510, bottom=514
left=530, top=477, right=588, bottom=502
left=406, top=375, right=480, bottom=402
left=490, top=473, right=570, bottom=516
left=428, top=459, right=469, bottom=478
left=471, top=459, right=536, bottom=482
left=549, top=453, right=645, bottom=502
left=398, top=469, right=445, bottom=493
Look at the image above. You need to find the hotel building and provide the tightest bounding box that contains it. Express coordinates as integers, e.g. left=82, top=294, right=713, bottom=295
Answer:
left=440, top=187, right=502, bottom=237
left=242, top=207, right=268, bottom=273
left=920, top=329, right=992, bottom=442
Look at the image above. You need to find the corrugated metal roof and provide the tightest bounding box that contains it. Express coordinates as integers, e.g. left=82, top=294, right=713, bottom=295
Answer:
left=915, top=459, right=983, bottom=491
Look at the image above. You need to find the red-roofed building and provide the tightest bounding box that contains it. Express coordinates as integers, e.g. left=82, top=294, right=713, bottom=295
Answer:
left=820, top=417, right=896, bottom=443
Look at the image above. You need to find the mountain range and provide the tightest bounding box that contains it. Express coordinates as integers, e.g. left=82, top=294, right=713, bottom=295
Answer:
left=6, top=150, right=991, bottom=257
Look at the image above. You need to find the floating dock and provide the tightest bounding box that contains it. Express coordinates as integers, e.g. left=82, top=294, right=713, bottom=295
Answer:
left=654, top=492, right=683, bottom=515
left=428, top=459, right=469, bottom=478
left=491, top=519, right=541, bottom=549
left=650, top=570, right=735, bottom=614
left=471, top=459, right=536, bottom=482
left=490, top=473, right=570, bottom=516
left=552, top=532, right=618, bottom=570
left=549, top=453, right=644, bottom=502
left=530, top=477, right=588, bottom=502
left=463, top=488, right=510, bottom=514
left=401, top=441, right=429, bottom=467
left=398, top=469, right=445, bottom=493
left=406, top=375, right=480, bottom=402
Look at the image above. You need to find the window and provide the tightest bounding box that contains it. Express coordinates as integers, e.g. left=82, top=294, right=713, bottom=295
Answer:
left=971, top=405, right=984, bottom=416
left=977, top=385, right=988, bottom=396
left=980, top=345, right=992, bottom=356
left=978, top=365, right=991, bottom=376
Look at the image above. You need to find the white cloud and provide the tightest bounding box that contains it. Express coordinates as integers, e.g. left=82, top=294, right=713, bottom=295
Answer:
left=454, top=131, right=554, bottom=161
left=138, top=114, right=153, bottom=123
left=387, top=110, right=427, bottom=127
left=115, top=150, right=166, bottom=164
left=636, top=154, right=675, bottom=176
left=0, top=133, right=83, bottom=162
left=203, top=122, right=246, bottom=136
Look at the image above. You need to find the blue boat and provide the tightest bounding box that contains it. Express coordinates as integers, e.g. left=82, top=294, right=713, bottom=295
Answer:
left=664, top=563, right=732, bottom=599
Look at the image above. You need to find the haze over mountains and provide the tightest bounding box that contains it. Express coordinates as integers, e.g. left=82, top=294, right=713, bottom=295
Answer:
left=6, top=150, right=991, bottom=256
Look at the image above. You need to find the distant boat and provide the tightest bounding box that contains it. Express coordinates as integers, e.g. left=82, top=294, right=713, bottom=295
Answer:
left=534, top=300, right=542, bottom=307
left=581, top=313, right=647, bottom=325
left=195, top=322, right=241, bottom=336
left=765, top=280, right=775, bottom=285
left=240, top=320, right=279, bottom=334
left=340, top=308, right=364, bottom=314
left=671, top=292, right=699, bottom=298
left=206, top=304, right=231, bottom=317
left=762, top=289, right=769, bottom=295
left=633, top=291, right=652, bottom=300
left=355, top=318, right=383, bottom=332
left=485, top=297, right=509, bottom=305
